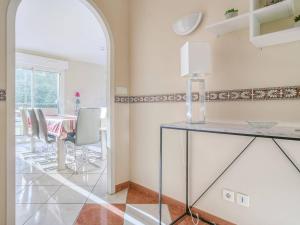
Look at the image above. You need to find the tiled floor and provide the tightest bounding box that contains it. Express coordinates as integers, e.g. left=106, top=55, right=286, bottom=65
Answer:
left=16, top=139, right=108, bottom=225
left=16, top=138, right=213, bottom=225
left=75, top=187, right=212, bottom=225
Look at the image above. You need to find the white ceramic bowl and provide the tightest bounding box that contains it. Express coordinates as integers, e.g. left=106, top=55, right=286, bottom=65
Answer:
left=247, top=121, right=278, bottom=129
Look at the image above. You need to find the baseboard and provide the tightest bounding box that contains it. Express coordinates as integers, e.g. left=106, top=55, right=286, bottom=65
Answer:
left=115, top=181, right=130, bottom=192
left=115, top=181, right=235, bottom=225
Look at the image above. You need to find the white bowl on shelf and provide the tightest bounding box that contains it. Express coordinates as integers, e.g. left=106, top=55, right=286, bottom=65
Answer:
left=247, top=121, right=278, bottom=129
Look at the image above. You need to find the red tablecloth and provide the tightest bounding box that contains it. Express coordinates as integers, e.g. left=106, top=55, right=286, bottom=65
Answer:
left=46, top=115, right=77, bottom=139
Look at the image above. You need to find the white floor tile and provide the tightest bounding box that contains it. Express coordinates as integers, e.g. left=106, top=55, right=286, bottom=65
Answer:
left=67, top=173, right=101, bottom=187
left=16, top=186, right=60, bottom=203
left=16, top=160, right=31, bottom=173
left=16, top=204, right=43, bottom=225
left=46, top=168, right=75, bottom=174
left=16, top=185, right=26, bottom=194
left=89, top=182, right=107, bottom=197
left=20, top=166, right=45, bottom=174
left=48, top=185, right=90, bottom=204
left=16, top=174, right=43, bottom=186
left=97, top=173, right=108, bottom=184
left=77, top=162, right=106, bottom=174
left=87, top=188, right=128, bottom=204
left=124, top=204, right=171, bottom=225
left=31, top=174, right=71, bottom=186
left=16, top=143, right=31, bottom=153
left=24, top=204, right=83, bottom=225
left=15, top=142, right=107, bottom=225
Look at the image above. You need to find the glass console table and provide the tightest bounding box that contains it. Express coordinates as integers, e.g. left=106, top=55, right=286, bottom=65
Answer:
left=159, top=122, right=300, bottom=225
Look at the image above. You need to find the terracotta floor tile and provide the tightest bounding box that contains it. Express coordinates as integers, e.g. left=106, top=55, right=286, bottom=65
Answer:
left=168, top=204, right=185, bottom=222
left=75, top=204, right=126, bottom=225
left=126, top=187, right=158, bottom=204
left=176, top=217, right=208, bottom=225
left=168, top=204, right=211, bottom=225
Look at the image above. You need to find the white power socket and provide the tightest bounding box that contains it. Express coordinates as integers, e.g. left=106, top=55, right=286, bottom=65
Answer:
left=222, top=189, right=235, bottom=203
left=237, top=193, right=250, bottom=207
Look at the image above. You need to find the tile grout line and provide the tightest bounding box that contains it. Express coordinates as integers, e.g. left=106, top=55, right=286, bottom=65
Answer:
left=19, top=161, right=75, bottom=224
left=72, top=165, right=106, bottom=225
left=17, top=145, right=107, bottom=225
left=20, top=175, right=74, bottom=225
left=21, top=203, right=45, bottom=225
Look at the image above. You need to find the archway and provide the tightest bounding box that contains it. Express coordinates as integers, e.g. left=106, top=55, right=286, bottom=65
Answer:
left=6, top=0, right=116, bottom=224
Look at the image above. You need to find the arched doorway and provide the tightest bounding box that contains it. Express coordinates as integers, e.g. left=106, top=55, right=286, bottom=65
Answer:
left=6, top=0, right=116, bottom=224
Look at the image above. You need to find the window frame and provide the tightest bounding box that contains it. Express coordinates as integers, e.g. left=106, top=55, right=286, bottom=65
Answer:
left=16, top=53, right=68, bottom=113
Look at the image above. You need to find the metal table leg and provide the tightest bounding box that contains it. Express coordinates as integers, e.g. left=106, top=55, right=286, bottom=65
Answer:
left=159, top=127, right=163, bottom=225
left=272, top=139, right=300, bottom=174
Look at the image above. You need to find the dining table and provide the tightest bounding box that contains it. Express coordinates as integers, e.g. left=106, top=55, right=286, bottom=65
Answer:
left=46, top=115, right=77, bottom=170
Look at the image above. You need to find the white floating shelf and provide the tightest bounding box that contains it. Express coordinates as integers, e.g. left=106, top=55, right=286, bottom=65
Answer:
left=253, top=0, right=293, bottom=24
left=251, top=26, right=300, bottom=47
left=205, top=13, right=250, bottom=36
left=205, top=0, right=300, bottom=48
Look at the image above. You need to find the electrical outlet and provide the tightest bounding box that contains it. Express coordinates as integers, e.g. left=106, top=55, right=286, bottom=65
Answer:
left=223, top=189, right=234, bottom=203
left=237, top=193, right=250, bottom=207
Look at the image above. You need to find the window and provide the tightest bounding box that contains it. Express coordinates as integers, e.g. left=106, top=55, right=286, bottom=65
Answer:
left=16, top=68, right=60, bottom=110
left=15, top=52, right=68, bottom=114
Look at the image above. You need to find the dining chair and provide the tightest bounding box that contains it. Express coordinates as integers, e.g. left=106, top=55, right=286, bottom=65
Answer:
left=28, top=109, right=39, bottom=138
left=20, top=109, right=29, bottom=137
left=36, top=109, right=57, bottom=160
left=28, top=109, right=41, bottom=152
left=65, top=108, right=101, bottom=173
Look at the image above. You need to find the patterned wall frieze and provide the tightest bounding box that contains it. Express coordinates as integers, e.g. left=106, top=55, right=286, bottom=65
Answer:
left=1, top=86, right=298, bottom=103
left=115, top=86, right=300, bottom=103
left=0, top=89, right=6, bottom=101
left=252, top=86, right=300, bottom=101
left=115, top=95, right=130, bottom=104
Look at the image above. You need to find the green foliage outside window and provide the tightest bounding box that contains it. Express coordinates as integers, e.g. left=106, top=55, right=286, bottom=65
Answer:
left=16, top=68, right=59, bottom=109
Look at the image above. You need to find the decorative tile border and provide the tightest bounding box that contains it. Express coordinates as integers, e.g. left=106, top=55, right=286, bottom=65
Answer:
left=1, top=86, right=298, bottom=103
left=115, top=86, right=300, bottom=103
left=0, top=89, right=6, bottom=101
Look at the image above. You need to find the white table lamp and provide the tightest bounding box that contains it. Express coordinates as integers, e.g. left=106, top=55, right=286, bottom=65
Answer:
left=180, top=42, right=212, bottom=123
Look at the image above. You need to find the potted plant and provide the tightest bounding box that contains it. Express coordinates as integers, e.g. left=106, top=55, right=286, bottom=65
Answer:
left=224, top=8, right=239, bottom=19
left=265, top=0, right=283, bottom=7
left=295, top=15, right=300, bottom=27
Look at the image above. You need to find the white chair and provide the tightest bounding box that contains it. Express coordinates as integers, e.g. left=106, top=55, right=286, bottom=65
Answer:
left=36, top=109, right=57, bottom=161
left=28, top=109, right=40, bottom=152
left=65, top=108, right=101, bottom=172
left=20, top=109, right=29, bottom=137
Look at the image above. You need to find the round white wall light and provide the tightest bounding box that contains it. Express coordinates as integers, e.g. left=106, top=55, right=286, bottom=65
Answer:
left=172, top=12, right=203, bottom=36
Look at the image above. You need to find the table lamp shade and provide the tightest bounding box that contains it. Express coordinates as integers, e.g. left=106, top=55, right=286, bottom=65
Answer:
left=180, top=42, right=212, bottom=77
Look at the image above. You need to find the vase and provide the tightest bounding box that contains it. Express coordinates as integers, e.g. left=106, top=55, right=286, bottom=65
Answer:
left=295, top=21, right=300, bottom=28
left=75, top=97, right=80, bottom=115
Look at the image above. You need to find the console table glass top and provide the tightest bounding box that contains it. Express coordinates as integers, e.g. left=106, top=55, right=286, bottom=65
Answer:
left=161, top=122, right=300, bottom=141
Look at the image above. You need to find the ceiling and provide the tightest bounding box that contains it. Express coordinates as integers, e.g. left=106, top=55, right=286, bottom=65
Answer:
left=16, top=0, right=107, bottom=65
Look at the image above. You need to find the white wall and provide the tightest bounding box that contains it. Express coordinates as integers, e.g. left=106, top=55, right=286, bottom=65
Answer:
left=64, top=60, right=107, bottom=114
left=129, top=0, right=300, bottom=224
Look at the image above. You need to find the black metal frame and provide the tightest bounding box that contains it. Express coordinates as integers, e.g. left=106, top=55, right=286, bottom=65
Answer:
left=159, top=125, right=300, bottom=225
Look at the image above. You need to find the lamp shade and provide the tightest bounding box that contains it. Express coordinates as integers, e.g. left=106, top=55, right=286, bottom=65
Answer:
left=180, top=42, right=212, bottom=77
